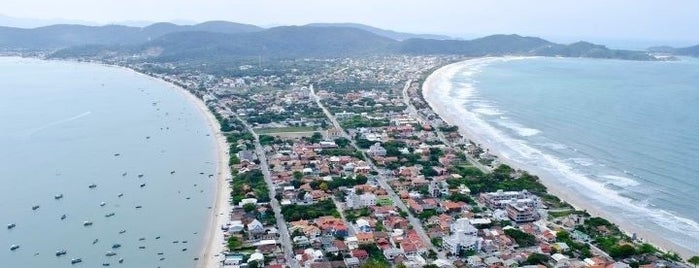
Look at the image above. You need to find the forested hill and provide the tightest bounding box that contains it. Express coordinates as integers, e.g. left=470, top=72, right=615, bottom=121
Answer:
left=0, top=21, right=658, bottom=61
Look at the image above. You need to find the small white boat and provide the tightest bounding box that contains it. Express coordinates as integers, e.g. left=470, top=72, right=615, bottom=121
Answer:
left=100, top=202, right=106, bottom=207
left=54, top=194, right=64, bottom=200
left=105, top=212, right=115, bottom=218
left=10, top=244, right=19, bottom=251
left=83, top=221, right=93, bottom=226
left=88, top=184, right=97, bottom=189
left=71, top=258, right=82, bottom=264
left=7, top=223, right=16, bottom=229
left=56, top=249, right=67, bottom=256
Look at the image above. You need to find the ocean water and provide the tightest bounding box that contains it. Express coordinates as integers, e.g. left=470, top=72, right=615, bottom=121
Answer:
left=0, top=57, right=218, bottom=267
left=430, top=57, right=699, bottom=254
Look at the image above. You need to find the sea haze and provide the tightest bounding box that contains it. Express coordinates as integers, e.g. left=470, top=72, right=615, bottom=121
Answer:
left=439, top=57, right=699, bottom=254
left=0, top=57, right=217, bottom=267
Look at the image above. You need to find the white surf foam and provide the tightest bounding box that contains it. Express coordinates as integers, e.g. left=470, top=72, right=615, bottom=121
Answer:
left=473, top=108, right=503, bottom=116
left=496, top=120, right=542, bottom=137
left=602, top=175, right=641, bottom=187
left=423, top=57, right=699, bottom=252
left=568, top=157, right=595, bottom=167
left=539, top=142, right=568, bottom=150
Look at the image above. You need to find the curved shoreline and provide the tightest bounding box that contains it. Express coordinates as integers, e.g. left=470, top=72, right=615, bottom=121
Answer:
left=0, top=56, right=232, bottom=267
left=421, top=58, right=695, bottom=259
left=85, top=58, right=231, bottom=267
left=122, top=68, right=231, bottom=268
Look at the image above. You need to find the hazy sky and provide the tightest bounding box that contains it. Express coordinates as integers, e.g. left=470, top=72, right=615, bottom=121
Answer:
left=3, top=0, right=699, bottom=45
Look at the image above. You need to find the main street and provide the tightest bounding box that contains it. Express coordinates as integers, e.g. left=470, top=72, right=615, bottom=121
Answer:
left=237, top=115, right=300, bottom=268
left=310, top=84, right=446, bottom=260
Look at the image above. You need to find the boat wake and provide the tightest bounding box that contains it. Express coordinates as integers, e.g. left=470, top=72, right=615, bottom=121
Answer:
left=26, top=111, right=92, bottom=136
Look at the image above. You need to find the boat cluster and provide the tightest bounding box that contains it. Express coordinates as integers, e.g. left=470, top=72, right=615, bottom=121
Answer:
left=6, top=147, right=208, bottom=265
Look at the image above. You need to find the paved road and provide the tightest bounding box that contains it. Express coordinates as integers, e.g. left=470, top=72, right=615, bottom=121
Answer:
left=238, top=116, right=300, bottom=268
left=330, top=197, right=356, bottom=236
left=310, top=84, right=446, bottom=260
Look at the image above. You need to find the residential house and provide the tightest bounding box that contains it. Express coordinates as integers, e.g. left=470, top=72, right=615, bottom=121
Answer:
left=367, top=143, right=387, bottom=157
left=355, top=232, right=375, bottom=245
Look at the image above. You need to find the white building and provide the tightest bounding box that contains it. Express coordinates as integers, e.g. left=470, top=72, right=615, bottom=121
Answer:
left=451, top=218, right=478, bottom=236
left=506, top=201, right=539, bottom=223
left=367, top=143, right=387, bottom=157
left=442, top=232, right=480, bottom=255
left=346, top=192, right=377, bottom=209
left=443, top=218, right=480, bottom=255
left=335, top=111, right=357, bottom=120
left=479, top=189, right=538, bottom=209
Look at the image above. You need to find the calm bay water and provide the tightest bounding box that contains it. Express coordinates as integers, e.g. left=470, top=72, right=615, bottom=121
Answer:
left=434, top=57, right=698, bottom=254
left=0, top=57, right=217, bottom=267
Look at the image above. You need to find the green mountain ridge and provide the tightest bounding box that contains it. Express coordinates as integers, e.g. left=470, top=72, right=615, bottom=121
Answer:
left=304, top=22, right=452, bottom=41
left=0, top=21, right=263, bottom=50
left=0, top=21, right=663, bottom=62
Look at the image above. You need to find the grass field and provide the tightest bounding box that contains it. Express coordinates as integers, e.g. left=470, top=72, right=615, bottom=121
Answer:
left=254, top=126, right=316, bottom=134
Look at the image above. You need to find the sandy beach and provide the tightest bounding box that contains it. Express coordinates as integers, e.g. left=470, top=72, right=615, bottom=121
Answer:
left=421, top=59, right=695, bottom=259
left=121, top=67, right=232, bottom=268
left=178, top=85, right=231, bottom=268
left=166, top=80, right=231, bottom=268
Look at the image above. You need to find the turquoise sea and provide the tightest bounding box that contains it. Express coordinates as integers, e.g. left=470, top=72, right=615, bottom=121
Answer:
left=0, top=57, right=217, bottom=267
left=429, top=57, right=699, bottom=255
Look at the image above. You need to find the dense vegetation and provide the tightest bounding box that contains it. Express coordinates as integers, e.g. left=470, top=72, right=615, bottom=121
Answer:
left=556, top=230, right=592, bottom=258
left=504, top=228, right=537, bottom=247
left=230, top=169, right=270, bottom=204
left=446, top=164, right=547, bottom=196
left=359, top=244, right=390, bottom=267
left=340, top=115, right=390, bottom=129
left=281, top=199, right=340, bottom=221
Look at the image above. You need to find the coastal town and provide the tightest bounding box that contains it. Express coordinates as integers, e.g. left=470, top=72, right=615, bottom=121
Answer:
left=82, top=55, right=694, bottom=268
left=2, top=0, right=699, bottom=267
left=117, top=55, right=692, bottom=268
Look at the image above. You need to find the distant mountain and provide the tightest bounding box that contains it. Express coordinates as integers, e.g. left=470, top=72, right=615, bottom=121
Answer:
left=532, top=41, right=656, bottom=60
left=0, top=20, right=657, bottom=62
left=0, top=14, right=98, bottom=28
left=0, top=21, right=263, bottom=50
left=675, top=45, right=699, bottom=57
left=646, top=44, right=699, bottom=57
left=396, top=34, right=553, bottom=55
left=142, top=21, right=263, bottom=36
left=305, top=22, right=451, bottom=41
left=395, top=35, right=655, bottom=60
left=137, top=26, right=396, bottom=61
